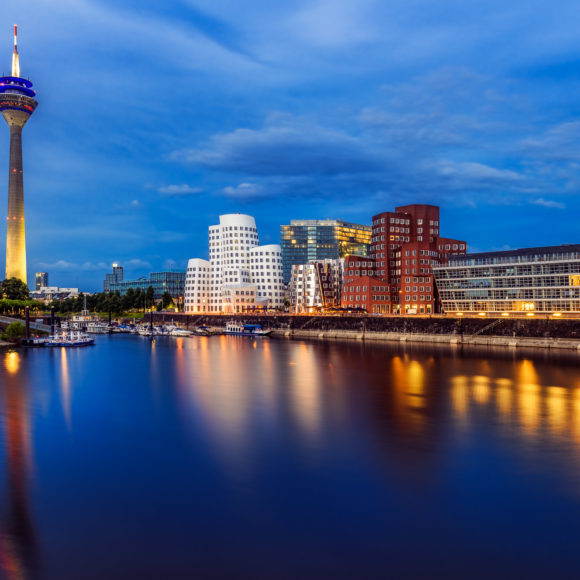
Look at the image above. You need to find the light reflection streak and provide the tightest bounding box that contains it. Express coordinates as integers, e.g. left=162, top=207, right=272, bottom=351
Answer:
left=472, top=376, right=491, bottom=405
left=390, top=356, right=427, bottom=433
left=449, top=359, right=580, bottom=445
left=546, top=386, right=567, bottom=434
left=0, top=351, right=36, bottom=579
left=60, top=348, right=72, bottom=430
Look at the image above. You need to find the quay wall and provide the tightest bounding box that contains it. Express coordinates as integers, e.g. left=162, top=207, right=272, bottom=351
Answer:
left=153, top=313, right=580, bottom=350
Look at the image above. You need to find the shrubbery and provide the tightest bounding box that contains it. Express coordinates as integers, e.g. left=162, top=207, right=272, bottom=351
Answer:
left=5, top=321, right=26, bottom=339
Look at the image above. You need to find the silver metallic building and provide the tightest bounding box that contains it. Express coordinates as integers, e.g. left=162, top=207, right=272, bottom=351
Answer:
left=433, top=244, right=580, bottom=315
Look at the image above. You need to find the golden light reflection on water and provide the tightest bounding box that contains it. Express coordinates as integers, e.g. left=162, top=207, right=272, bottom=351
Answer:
left=472, top=376, right=491, bottom=405
left=390, top=356, right=427, bottom=433
left=1, top=350, right=35, bottom=579
left=496, top=379, right=513, bottom=419
left=546, top=386, right=567, bottom=434
left=451, top=376, right=469, bottom=419
left=518, top=383, right=540, bottom=434
left=449, top=358, right=580, bottom=444
left=4, top=351, right=20, bottom=375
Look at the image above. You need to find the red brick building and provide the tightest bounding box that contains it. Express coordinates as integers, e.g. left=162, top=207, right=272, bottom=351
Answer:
left=341, top=256, right=391, bottom=313
left=341, top=204, right=466, bottom=314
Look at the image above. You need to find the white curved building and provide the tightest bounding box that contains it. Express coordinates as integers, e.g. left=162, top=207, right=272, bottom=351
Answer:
left=184, top=214, right=284, bottom=313
left=249, top=245, right=284, bottom=309
left=184, top=258, right=211, bottom=313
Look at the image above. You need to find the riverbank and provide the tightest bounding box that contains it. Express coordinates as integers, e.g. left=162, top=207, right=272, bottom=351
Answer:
left=153, top=313, right=580, bottom=348
left=153, top=313, right=580, bottom=338
left=271, top=328, right=580, bottom=351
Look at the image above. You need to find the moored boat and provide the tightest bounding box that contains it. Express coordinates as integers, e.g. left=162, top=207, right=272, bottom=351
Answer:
left=170, top=328, right=193, bottom=337
left=46, top=330, right=95, bottom=347
left=224, top=322, right=272, bottom=336
left=195, top=325, right=214, bottom=336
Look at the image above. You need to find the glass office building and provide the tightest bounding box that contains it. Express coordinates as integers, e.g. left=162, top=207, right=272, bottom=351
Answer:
left=109, top=271, right=185, bottom=301
left=433, top=244, right=580, bottom=315
left=280, top=219, right=371, bottom=283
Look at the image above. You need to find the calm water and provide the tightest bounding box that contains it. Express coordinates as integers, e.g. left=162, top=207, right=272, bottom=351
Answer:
left=1, top=336, right=580, bottom=579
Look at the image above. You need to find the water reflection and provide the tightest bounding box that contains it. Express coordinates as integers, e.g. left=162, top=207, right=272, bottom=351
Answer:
left=0, top=351, right=37, bottom=579
left=1, top=338, right=580, bottom=579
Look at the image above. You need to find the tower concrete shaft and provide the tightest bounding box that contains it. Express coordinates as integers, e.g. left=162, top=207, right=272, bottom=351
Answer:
left=0, top=26, right=37, bottom=285
left=5, top=122, right=26, bottom=283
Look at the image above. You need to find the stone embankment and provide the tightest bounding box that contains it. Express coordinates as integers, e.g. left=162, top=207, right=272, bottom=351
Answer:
left=153, top=313, right=580, bottom=351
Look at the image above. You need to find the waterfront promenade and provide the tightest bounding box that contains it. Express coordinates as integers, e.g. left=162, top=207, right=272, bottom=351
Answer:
left=152, top=313, right=580, bottom=350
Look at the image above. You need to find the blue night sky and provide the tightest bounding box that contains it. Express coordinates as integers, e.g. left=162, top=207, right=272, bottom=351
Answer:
left=2, top=0, right=580, bottom=290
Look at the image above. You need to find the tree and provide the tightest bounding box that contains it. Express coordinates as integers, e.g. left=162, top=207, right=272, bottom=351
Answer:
left=160, top=292, right=174, bottom=311
left=146, top=286, right=155, bottom=309
left=5, top=321, right=26, bottom=338
left=1, top=278, right=29, bottom=300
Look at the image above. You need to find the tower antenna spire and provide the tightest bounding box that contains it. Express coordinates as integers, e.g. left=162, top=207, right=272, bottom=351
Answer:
left=12, top=24, right=19, bottom=77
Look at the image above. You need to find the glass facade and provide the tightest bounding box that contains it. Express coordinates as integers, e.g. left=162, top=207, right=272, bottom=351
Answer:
left=433, top=245, right=580, bottom=314
left=35, top=271, right=48, bottom=290
left=109, top=271, right=185, bottom=301
left=280, top=219, right=371, bottom=283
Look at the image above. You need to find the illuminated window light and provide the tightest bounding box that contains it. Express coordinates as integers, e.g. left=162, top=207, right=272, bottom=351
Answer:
left=526, top=312, right=535, bottom=317
left=456, top=312, right=463, bottom=316
left=478, top=312, right=486, bottom=316
left=501, top=312, right=509, bottom=317
left=553, top=312, right=562, bottom=317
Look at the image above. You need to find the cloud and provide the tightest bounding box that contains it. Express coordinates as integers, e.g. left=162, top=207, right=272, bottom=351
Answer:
left=36, top=260, right=109, bottom=271
left=158, top=184, right=204, bottom=196
left=530, top=198, right=566, bottom=209
left=125, top=259, right=153, bottom=269
left=434, top=161, right=523, bottom=183
left=222, top=182, right=267, bottom=199
left=173, top=119, right=380, bottom=176
left=520, top=121, right=580, bottom=162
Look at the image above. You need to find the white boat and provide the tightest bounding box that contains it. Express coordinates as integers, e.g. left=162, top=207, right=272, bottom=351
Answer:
left=224, top=322, right=272, bottom=336
left=63, top=303, right=111, bottom=334
left=137, top=326, right=154, bottom=337
left=170, top=328, right=193, bottom=337
left=47, top=329, right=95, bottom=347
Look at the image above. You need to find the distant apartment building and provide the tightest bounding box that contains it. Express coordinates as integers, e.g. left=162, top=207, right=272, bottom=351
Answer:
left=342, top=204, right=466, bottom=314
left=288, top=259, right=344, bottom=313
left=433, top=244, right=580, bottom=316
left=109, top=271, right=185, bottom=301
left=35, top=271, right=48, bottom=290
left=103, top=263, right=124, bottom=292
left=30, top=286, right=79, bottom=303
left=280, top=219, right=371, bottom=284
left=184, top=214, right=284, bottom=313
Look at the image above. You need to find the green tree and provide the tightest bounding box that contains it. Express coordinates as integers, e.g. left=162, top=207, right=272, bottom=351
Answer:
left=160, top=292, right=174, bottom=310
left=109, top=293, right=123, bottom=314
left=146, top=286, right=155, bottom=309
left=1, top=278, right=29, bottom=300
left=5, top=321, right=26, bottom=338
left=123, top=287, right=136, bottom=311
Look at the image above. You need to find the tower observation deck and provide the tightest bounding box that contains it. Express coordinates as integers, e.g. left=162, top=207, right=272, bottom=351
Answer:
left=0, top=25, right=37, bottom=284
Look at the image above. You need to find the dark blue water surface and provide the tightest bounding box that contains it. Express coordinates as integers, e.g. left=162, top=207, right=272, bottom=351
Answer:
left=1, top=335, right=580, bottom=579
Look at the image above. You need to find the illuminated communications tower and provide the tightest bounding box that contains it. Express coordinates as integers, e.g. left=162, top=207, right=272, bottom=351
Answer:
left=0, top=25, right=37, bottom=283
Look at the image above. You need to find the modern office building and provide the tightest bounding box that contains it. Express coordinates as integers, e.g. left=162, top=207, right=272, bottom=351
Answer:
left=109, top=271, right=185, bottom=302
left=288, top=259, right=344, bottom=313
left=184, top=214, right=284, bottom=313
left=35, top=271, right=48, bottom=290
left=1, top=26, right=38, bottom=284
left=343, top=204, right=466, bottom=314
left=280, top=219, right=371, bottom=284
left=433, top=244, right=580, bottom=316
left=103, top=263, right=124, bottom=292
